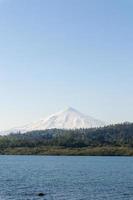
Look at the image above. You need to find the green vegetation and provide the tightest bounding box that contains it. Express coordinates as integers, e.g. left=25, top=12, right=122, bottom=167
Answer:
left=0, top=123, right=133, bottom=156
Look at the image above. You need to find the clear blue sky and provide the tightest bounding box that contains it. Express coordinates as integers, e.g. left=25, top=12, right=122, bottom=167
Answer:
left=0, top=0, right=133, bottom=129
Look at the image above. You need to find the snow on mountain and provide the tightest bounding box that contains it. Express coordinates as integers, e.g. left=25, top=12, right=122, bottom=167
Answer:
left=1, top=107, right=107, bottom=135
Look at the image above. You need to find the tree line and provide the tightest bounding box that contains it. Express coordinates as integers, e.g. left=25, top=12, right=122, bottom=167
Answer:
left=0, top=123, right=133, bottom=149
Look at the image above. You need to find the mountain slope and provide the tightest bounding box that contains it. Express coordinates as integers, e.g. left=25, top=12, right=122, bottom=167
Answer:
left=1, top=107, right=106, bottom=135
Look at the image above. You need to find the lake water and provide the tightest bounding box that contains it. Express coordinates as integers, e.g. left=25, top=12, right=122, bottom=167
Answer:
left=0, top=156, right=133, bottom=200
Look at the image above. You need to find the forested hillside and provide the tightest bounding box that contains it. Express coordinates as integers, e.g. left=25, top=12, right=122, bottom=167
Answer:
left=0, top=123, right=133, bottom=155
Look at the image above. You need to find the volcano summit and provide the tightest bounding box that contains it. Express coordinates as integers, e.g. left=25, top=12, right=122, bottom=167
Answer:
left=1, top=107, right=106, bottom=135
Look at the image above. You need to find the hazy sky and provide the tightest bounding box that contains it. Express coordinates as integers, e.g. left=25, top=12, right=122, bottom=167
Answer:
left=0, top=0, right=133, bottom=129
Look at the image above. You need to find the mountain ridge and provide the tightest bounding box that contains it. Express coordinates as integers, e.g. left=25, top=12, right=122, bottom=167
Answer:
left=1, top=107, right=107, bottom=135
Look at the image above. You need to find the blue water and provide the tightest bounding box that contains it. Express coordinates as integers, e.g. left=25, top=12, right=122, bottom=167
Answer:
left=0, top=156, right=133, bottom=200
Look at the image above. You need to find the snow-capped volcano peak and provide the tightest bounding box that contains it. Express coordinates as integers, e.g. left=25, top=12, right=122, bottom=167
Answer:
left=1, top=107, right=106, bottom=135
left=64, top=107, right=78, bottom=112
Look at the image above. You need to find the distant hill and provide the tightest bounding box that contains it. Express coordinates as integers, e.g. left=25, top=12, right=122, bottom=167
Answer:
left=0, top=123, right=133, bottom=155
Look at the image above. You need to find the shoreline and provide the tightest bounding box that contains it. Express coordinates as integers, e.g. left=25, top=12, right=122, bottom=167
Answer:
left=0, top=146, right=133, bottom=156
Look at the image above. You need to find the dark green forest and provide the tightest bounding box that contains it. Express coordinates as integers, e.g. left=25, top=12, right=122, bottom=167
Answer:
left=0, top=123, right=133, bottom=155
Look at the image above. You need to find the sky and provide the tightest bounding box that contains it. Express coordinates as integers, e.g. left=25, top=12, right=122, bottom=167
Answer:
left=0, top=0, right=133, bottom=130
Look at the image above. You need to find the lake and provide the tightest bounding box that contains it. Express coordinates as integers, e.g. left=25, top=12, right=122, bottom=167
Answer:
left=0, top=156, right=133, bottom=200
